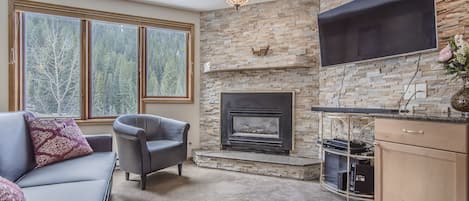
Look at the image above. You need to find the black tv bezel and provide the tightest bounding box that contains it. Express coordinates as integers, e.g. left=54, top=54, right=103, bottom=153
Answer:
left=318, top=0, right=439, bottom=68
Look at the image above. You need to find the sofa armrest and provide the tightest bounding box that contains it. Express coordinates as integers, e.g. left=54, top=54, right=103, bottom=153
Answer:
left=86, top=134, right=113, bottom=152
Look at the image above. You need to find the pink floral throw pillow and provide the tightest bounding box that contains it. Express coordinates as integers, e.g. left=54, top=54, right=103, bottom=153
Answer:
left=0, top=176, right=25, bottom=201
left=27, top=118, right=93, bottom=167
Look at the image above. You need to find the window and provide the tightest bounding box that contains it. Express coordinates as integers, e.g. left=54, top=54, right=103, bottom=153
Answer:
left=23, top=12, right=82, bottom=117
left=9, top=1, right=194, bottom=123
left=91, top=21, right=138, bottom=117
left=146, top=28, right=188, bottom=98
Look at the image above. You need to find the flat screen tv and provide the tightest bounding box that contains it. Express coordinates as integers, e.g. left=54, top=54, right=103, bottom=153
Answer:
left=318, top=0, right=437, bottom=67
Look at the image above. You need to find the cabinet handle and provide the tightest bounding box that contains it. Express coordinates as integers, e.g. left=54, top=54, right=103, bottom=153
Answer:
left=402, top=128, right=424, bottom=135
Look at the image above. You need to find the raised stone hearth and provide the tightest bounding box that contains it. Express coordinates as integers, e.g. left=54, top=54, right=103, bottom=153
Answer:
left=192, top=150, right=321, bottom=180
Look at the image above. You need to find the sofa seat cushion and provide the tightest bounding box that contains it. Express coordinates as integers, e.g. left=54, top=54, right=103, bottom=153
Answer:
left=22, top=180, right=107, bottom=201
left=16, top=152, right=115, bottom=188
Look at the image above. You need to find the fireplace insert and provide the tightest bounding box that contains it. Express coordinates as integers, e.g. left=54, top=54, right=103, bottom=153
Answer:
left=220, top=92, right=293, bottom=155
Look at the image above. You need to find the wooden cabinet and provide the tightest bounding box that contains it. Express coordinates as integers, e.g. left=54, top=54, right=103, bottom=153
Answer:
left=375, top=118, right=468, bottom=153
left=375, top=118, right=469, bottom=201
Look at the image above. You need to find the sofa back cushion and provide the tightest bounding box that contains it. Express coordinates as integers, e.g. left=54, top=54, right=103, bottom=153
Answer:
left=0, top=112, right=35, bottom=181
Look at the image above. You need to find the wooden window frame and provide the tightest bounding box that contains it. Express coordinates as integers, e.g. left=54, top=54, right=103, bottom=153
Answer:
left=8, top=0, right=195, bottom=124
left=142, top=27, right=194, bottom=104
left=87, top=21, right=141, bottom=120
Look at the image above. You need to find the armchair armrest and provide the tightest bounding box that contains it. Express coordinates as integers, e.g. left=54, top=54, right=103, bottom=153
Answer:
left=86, top=134, right=113, bottom=152
left=113, top=116, right=152, bottom=174
left=160, top=118, right=190, bottom=143
left=113, top=120, right=145, bottom=141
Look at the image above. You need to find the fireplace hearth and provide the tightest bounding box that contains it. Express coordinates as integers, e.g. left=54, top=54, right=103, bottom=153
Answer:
left=221, top=92, right=293, bottom=155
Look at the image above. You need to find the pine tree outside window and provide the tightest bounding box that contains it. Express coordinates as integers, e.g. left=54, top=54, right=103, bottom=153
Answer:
left=146, top=27, right=188, bottom=98
left=90, top=21, right=138, bottom=118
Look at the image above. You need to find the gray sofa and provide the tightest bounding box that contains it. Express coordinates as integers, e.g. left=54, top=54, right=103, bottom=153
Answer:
left=0, top=112, right=116, bottom=201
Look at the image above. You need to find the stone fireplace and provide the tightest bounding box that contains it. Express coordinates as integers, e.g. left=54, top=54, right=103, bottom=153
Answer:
left=195, top=0, right=322, bottom=180
left=199, top=0, right=320, bottom=158
left=221, top=92, right=293, bottom=155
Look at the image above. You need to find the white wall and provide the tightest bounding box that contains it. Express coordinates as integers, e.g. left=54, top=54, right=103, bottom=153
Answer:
left=1, top=0, right=201, bottom=155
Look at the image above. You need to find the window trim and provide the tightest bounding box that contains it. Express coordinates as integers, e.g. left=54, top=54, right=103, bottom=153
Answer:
left=8, top=0, right=195, bottom=123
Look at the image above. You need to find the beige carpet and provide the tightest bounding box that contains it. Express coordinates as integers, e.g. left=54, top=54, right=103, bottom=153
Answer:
left=110, top=161, right=343, bottom=201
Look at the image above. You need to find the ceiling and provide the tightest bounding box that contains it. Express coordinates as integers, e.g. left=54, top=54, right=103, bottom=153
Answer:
left=128, top=0, right=276, bottom=12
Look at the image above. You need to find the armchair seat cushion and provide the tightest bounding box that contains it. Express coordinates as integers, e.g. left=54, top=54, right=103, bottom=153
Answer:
left=147, top=140, right=182, bottom=152
left=16, top=152, right=116, bottom=188
left=147, top=140, right=185, bottom=170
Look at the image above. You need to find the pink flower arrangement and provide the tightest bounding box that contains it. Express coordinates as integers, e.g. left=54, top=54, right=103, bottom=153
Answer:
left=438, top=45, right=453, bottom=62
left=440, top=35, right=469, bottom=78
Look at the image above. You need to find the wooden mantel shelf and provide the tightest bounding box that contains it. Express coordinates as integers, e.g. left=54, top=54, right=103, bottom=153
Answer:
left=203, top=64, right=314, bottom=73
left=203, top=55, right=317, bottom=73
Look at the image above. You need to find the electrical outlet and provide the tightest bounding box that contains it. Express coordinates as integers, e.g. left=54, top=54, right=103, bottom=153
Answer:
left=416, top=83, right=427, bottom=99
left=404, top=84, right=416, bottom=100
left=203, top=62, right=211, bottom=73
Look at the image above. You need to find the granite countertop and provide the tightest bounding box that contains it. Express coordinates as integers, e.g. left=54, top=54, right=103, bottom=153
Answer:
left=372, top=113, right=469, bottom=123
left=310, top=106, right=402, bottom=114
left=310, top=106, right=469, bottom=123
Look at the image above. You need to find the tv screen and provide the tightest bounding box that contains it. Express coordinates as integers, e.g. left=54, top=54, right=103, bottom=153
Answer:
left=318, top=0, right=437, bottom=67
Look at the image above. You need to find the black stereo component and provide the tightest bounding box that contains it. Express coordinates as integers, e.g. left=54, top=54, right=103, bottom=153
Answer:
left=351, top=164, right=374, bottom=195
left=323, top=138, right=374, bottom=195
left=322, top=138, right=369, bottom=154
left=337, top=171, right=348, bottom=191
left=324, top=151, right=351, bottom=187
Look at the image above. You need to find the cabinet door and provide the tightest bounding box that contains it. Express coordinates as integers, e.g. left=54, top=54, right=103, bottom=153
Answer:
left=375, top=140, right=468, bottom=201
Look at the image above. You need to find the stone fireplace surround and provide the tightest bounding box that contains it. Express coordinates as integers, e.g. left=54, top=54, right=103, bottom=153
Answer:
left=199, top=0, right=320, bottom=159
left=195, top=89, right=320, bottom=180
left=195, top=0, right=321, bottom=180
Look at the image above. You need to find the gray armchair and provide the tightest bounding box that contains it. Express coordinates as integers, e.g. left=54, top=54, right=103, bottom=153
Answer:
left=113, top=114, right=190, bottom=190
